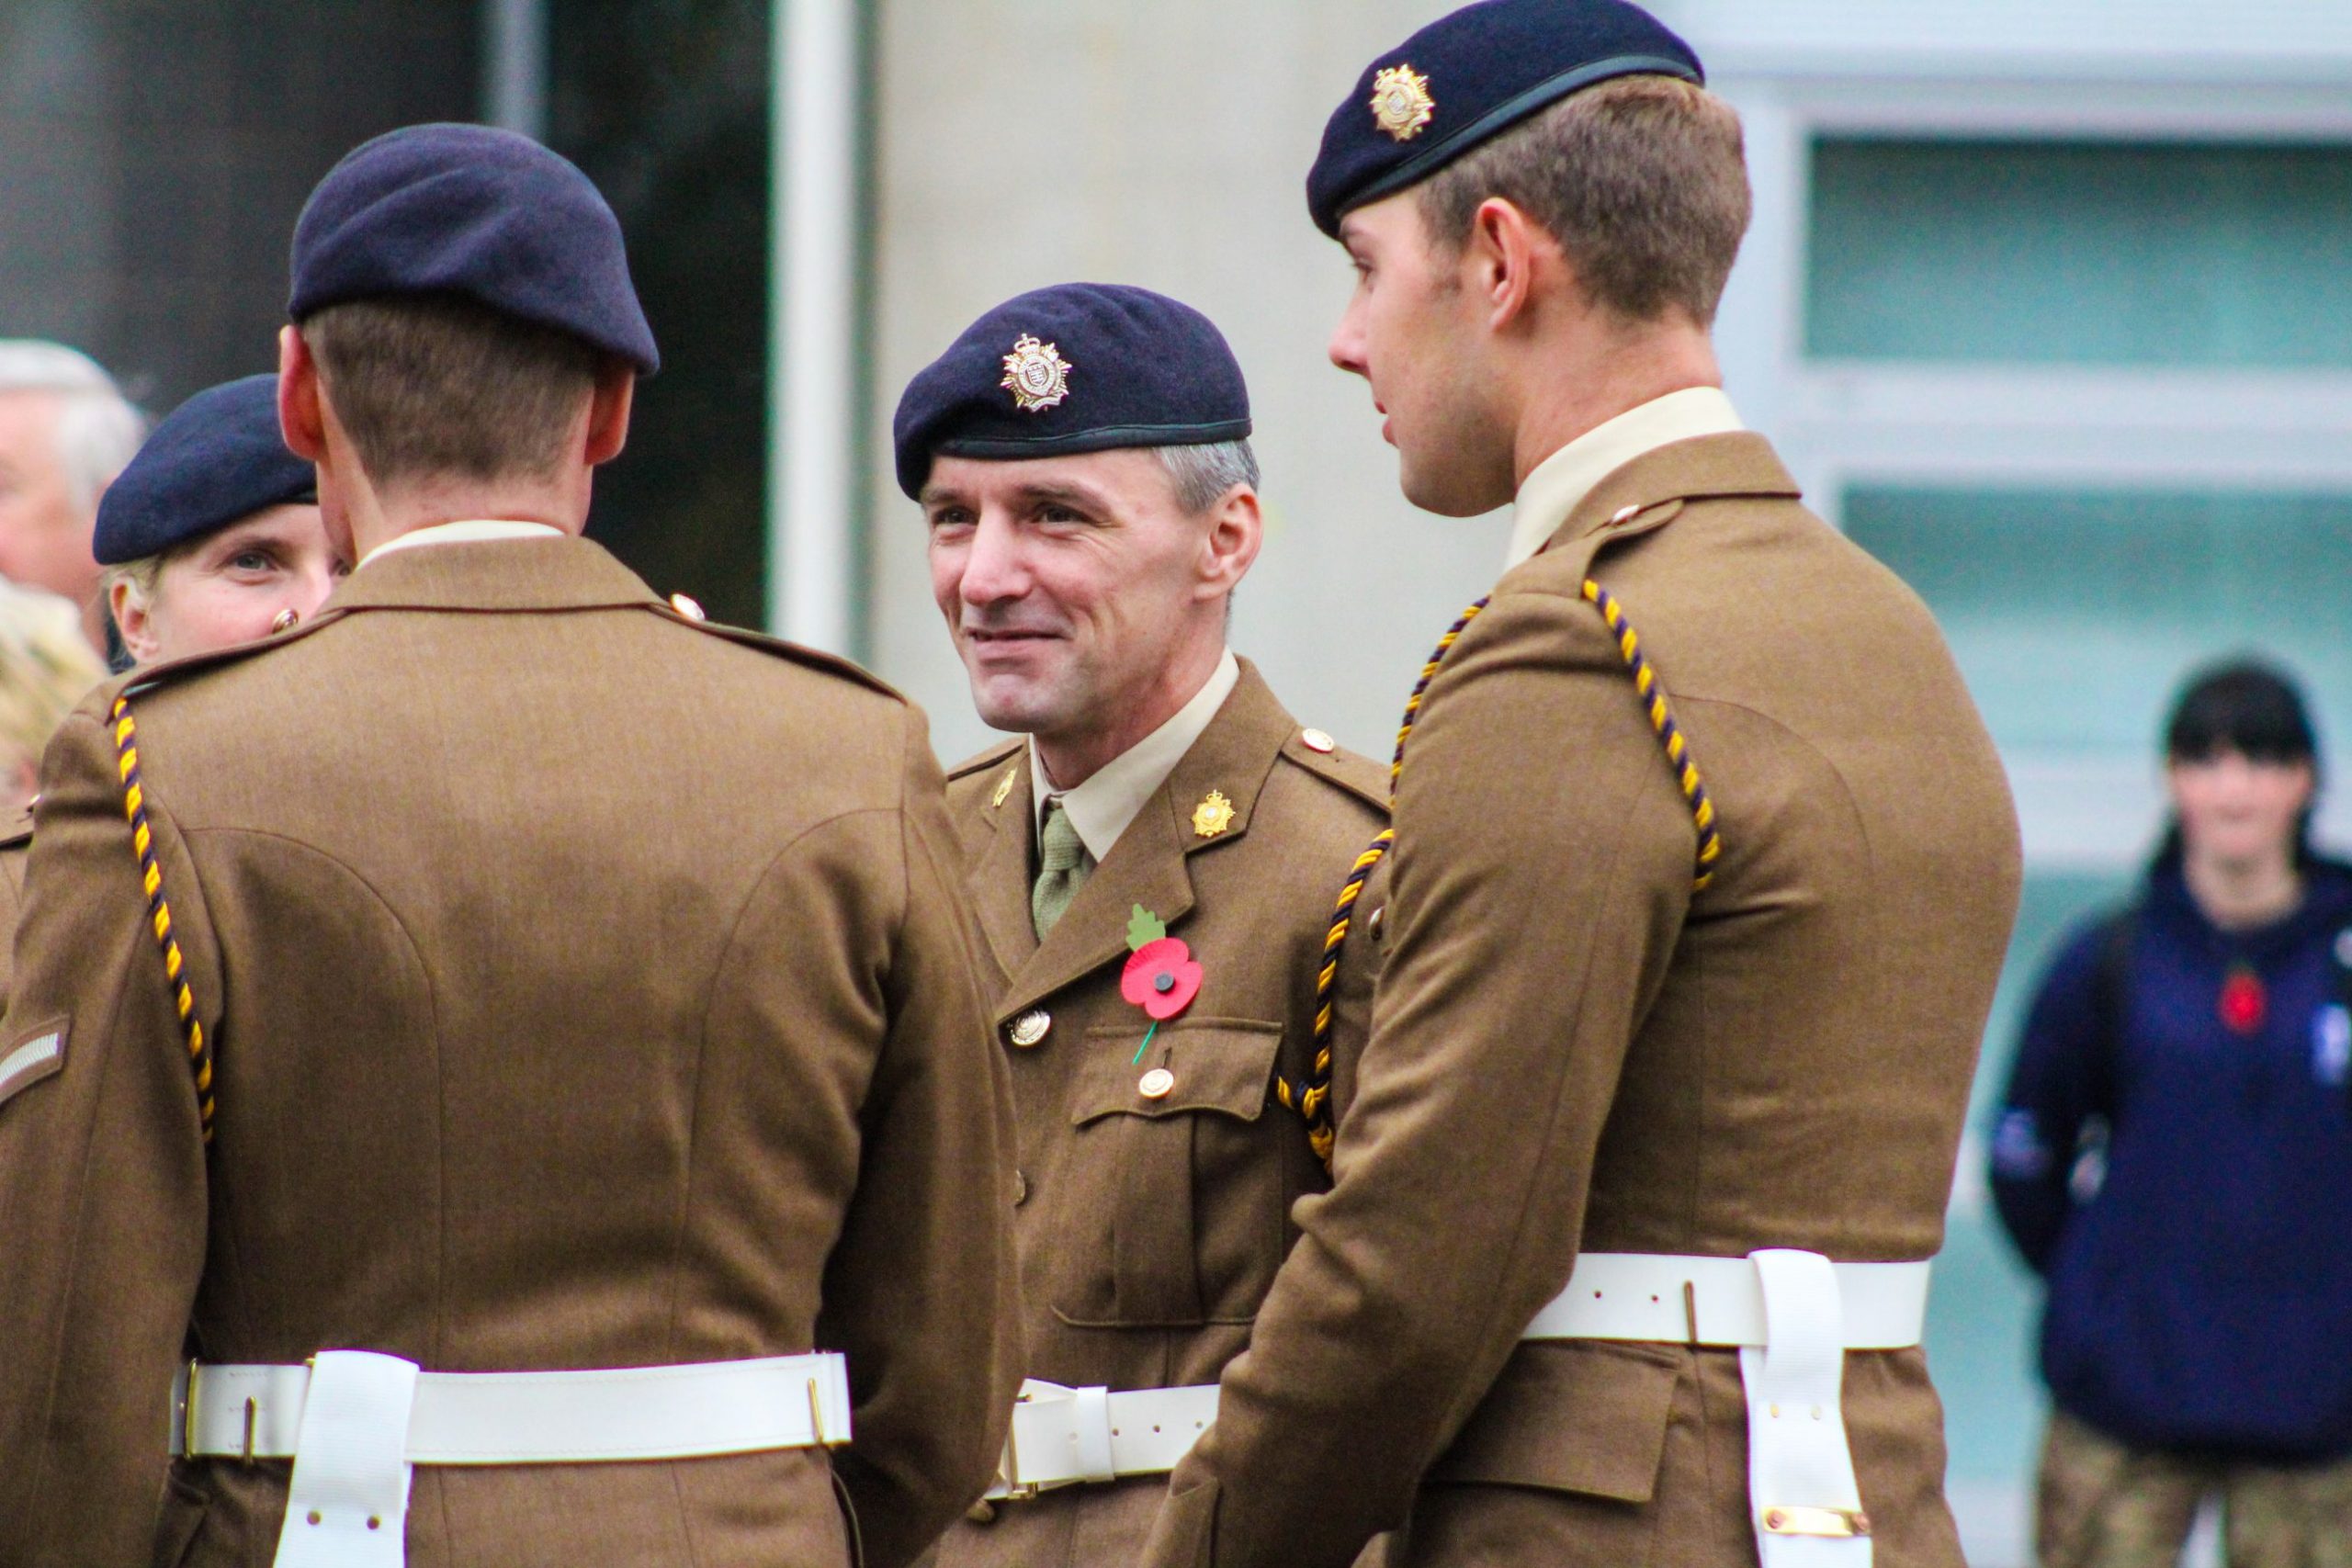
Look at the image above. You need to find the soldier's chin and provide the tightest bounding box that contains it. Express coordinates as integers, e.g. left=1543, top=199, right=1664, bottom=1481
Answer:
left=968, top=672, right=1075, bottom=739
left=1398, top=450, right=1507, bottom=519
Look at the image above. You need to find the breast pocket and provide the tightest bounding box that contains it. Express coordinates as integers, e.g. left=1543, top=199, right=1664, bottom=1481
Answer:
left=1046, top=1020, right=1286, bottom=1328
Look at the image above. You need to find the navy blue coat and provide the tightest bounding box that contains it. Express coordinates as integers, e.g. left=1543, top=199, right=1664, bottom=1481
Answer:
left=1990, top=854, right=2352, bottom=1461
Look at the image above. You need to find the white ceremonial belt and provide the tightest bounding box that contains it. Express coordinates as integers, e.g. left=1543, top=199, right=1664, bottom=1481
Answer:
left=170, top=1350, right=851, bottom=1568
left=1520, top=1251, right=1928, bottom=1350
left=1521, top=1251, right=1932, bottom=1568
left=984, top=1378, right=1219, bottom=1500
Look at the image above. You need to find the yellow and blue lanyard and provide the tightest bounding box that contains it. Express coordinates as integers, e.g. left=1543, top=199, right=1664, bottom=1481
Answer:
left=111, top=694, right=216, bottom=1143
left=1277, top=579, right=1722, bottom=1168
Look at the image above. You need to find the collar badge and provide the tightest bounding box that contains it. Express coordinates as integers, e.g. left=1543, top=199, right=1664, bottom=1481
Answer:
left=1192, top=788, right=1236, bottom=839
left=1370, top=63, right=1435, bottom=142
left=1001, top=333, right=1074, bottom=412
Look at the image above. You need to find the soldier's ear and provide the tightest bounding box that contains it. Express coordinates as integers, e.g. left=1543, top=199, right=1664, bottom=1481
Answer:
left=582, top=361, right=635, bottom=467
left=277, top=327, right=328, bottom=462
left=1195, top=485, right=1261, bottom=602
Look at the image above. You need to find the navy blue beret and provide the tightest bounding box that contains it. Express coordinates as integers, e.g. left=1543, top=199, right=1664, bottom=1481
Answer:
left=95, top=376, right=314, bottom=566
left=892, top=283, right=1251, bottom=499
left=288, top=123, right=658, bottom=375
left=1306, top=0, right=1702, bottom=238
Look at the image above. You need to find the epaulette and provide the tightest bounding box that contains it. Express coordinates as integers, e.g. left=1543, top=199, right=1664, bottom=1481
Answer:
left=117, top=604, right=348, bottom=702
left=653, top=602, right=902, bottom=703
left=945, top=734, right=1024, bottom=783
left=1277, top=729, right=1388, bottom=815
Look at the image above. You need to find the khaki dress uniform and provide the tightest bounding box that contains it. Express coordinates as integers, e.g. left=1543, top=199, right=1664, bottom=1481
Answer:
left=0, top=809, right=29, bottom=1013
left=0, top=536, right=1022, bottom=1568
left=931, top=658, right=1385, bottom=1568
left=1143, top=433, right=2022, bottom=1568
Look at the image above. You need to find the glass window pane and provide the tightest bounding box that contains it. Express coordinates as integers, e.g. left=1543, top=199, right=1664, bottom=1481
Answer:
left=1808, top=139, right=2352, bottom=367
left=1844, top=487, right=2352, bottom=759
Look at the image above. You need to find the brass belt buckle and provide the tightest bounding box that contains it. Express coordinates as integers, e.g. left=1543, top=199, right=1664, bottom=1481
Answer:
left=1760, top=1506, right=1871, bottom=1539
left=180, top=1359, right=202, bottom=1458
left=997, top=1387, right=1041, bottom=1502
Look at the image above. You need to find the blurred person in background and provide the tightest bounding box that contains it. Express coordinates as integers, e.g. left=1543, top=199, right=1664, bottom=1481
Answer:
left=1991, top=660, right=2352, bottom=1568
left=0, top=579, right=105, bottom=815
left=0, top=340, right=147, bottom=654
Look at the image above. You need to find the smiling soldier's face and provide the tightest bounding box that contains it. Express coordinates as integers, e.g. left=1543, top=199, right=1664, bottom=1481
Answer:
left=922, top=448, right=1219, bottom=750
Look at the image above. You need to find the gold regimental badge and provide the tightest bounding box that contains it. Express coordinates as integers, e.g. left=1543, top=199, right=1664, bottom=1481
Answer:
left=990, top=763, right=1018, bottom=808
left=1001, top=333, right=1075, bottom=412
left=1370, top=63, right=1435, bottom=142
left=1192, top=788, right=1236, bottom=839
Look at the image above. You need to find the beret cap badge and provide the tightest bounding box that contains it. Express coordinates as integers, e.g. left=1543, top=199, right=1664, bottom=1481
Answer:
left=1001, top=333, right=1075, bottom=412
left=1370, top=63, right=1436, bottom=142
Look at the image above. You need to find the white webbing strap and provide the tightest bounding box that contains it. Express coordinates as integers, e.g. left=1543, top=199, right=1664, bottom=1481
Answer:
left=985, top=1379, right=1221, bottom=1499
left=1740, top=1250, right=1871, bottom=1568
left=273, top=1350, right=418, bottom=1568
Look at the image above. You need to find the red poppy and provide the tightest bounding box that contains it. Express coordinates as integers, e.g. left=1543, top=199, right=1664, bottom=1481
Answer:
left=2219, top=966, right=2267, bottom=1035
left=1122, top=937, right=1202, bottom=1021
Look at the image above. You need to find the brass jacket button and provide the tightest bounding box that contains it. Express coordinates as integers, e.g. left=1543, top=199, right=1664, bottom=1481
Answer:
left=1138, top=1066, right=1175, bottom=1099
left=1008, top=1010, right=1050, bottom=1047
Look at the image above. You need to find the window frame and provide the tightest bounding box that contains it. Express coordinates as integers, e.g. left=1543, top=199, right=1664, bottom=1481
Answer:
left=1709, top=71, right=2352, bottom=869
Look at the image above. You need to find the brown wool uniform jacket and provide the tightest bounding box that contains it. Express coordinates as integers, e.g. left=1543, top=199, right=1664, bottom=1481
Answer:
left=0, top=811, right=28, bottom=1013
left=0, top=537, right=1022, bottom=1568
left=927, top=660, right=1385, bottom=1568
left=1140, top=434, right=2023, bottom=1568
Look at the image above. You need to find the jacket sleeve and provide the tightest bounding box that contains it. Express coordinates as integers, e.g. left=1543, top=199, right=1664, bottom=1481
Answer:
left=1987, top=918, right=2116, bottom=1275
left=1144, top=587, right=1695, bottom=1568
left=816, top=706, right=1022, bottom=1568
left=0, top=705, right=212, bottom=1568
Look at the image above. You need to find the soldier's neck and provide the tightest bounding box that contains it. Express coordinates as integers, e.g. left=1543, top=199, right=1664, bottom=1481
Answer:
left=1508, top=320, right=1723, bottom=489
left=343, top=470, right=593, bottom=562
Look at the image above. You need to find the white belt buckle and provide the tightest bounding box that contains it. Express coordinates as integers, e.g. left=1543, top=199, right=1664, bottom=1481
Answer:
left=1740, top=1250, right=1871, bottom=1568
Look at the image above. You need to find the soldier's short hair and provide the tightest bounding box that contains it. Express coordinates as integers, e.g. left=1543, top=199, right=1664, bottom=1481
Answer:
left=0, top=341, right=147, bottom=517
left=1154, top=439, right=1260, bottom=516
left=1416, top=74, right=1750, bottom=327
left=300, top=295, right=603, bottom=489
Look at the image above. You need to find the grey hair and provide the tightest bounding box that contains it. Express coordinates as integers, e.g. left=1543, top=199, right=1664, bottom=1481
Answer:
left=1153, top=439, right=1261, bottom=515
left=0, top=341, right=147, bottom=516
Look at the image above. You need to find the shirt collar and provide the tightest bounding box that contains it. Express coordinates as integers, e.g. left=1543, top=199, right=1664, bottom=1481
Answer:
left=1031, top=648, right=1241, bottom=861
left=1503, top=387, right=1744, bottom=570
left=358, top=519, right=568, bottom=570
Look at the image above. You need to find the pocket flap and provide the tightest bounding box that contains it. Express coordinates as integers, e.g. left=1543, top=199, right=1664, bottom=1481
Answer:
left=1426, top=1338, right=1682, bottom=1503
left=1071, top=1019, right=1283, bottom=1124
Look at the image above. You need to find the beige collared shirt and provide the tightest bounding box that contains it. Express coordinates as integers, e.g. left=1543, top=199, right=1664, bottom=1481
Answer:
left=358, top=519, right=567, bottom=571
left=1030, top=649, right=1241, bottom=861
left=1502, top=387, right=1744, bottom=570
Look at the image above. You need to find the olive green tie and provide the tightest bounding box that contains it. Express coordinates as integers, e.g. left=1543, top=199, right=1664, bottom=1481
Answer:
left=1032, top=797, right=1093, bottom=939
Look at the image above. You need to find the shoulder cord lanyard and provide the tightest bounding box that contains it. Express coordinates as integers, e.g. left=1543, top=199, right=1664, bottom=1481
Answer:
left=1277, top=581, right=1723, bottom=1168
left=110, top=694, right=216, bottom=1143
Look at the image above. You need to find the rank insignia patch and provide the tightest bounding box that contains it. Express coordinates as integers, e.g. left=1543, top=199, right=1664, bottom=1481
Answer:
left=1001, top=333, right=1074, bottom=412
left=1192, top=788, right=1236, bottom=838
left=1370, top=63, right=1435, bottom=142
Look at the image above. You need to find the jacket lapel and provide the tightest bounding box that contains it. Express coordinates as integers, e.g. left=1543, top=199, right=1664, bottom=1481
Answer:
left=991, top=660, right=1298, bottom=1026
left=966, top=750, right=1042, bottom=986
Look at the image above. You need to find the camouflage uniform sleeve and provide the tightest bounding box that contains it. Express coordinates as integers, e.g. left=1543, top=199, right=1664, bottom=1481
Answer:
left=0, top=706, right=212, bottom=1568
